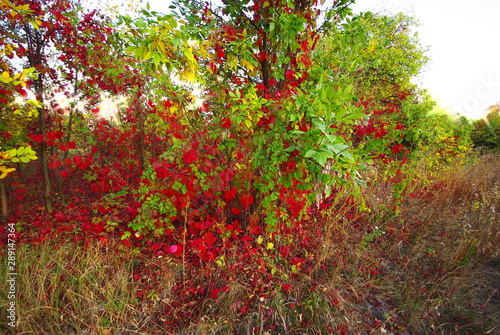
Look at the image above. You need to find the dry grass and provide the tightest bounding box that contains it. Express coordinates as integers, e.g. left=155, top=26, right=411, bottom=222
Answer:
left=0, top=241, right=179, bottom=334
left=1, top=153, right=499, bottom=334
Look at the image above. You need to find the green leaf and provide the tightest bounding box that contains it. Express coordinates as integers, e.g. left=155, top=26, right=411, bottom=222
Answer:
left=340, top=150, right=354, bottom=160
left=330, top=143, right=349, bottom=154
left=7, top=148, right=17, bottom=157
left=314, top=151, right=333, bottom=167
left=304, top=149, right=317, bottom=158
left=342, top=110, right=365, bottom=121
left=284, top=146, right=298, bottom=152
left=312, top=118, right=326, bottom=132
left=121, top=231, right=131, bottom=240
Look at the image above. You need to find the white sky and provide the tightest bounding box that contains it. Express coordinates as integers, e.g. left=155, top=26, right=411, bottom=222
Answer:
left=351, top=0, right=500, bottom=119
left=144, top=0, right=500, bottom=120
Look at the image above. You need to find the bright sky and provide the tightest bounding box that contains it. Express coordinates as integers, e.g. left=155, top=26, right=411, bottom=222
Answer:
left=144, top=0, right=500, bottom=120
left=351, top=0, right=500, bottom=119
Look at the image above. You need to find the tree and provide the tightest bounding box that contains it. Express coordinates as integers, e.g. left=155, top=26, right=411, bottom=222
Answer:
left=0, top=0, right=124, bottom=213
left=471, top=103, right=500, bottom=149
left=314, top=12, right=430, bottom=155
left=119, top=0, right=418, bottom=241
left=0, top=1, right=40, bottom=221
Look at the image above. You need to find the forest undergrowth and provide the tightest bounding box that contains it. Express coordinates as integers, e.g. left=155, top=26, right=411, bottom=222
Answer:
left=1, top=153, right=499, bottom=335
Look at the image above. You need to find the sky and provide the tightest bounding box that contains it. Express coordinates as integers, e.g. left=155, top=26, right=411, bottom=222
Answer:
left=143, top=0, right=500, bottom=120
left=351, top=0, right=500, bottom=119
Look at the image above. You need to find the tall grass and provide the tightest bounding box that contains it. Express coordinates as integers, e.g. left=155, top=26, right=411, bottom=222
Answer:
left=0, top=241, right=173, bottom=334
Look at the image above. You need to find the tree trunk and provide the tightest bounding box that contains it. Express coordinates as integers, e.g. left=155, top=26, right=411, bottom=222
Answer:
left=27, top=23, right=53, bottom=213
left=0, top=178, right=8, bottom=223
left=38, top=105, right=54, bottom=213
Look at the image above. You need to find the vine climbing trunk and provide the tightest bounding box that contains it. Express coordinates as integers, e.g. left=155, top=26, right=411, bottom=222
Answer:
left=26, top=23, right=53, bottom=213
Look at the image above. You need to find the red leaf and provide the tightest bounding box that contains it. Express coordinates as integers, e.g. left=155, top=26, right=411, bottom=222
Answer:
left=224, top=187, right=237, bottom=201
left=73, top=155, right=83, bottom=166
left=68, top=141, right=76, bottom=149
left=220, top=168, right=234, bottom=182
left=46, top=132, right=57, bottom=141
left=231, top=207, right=241, bottom=215
left=182, top=149, right=198, bottom=165
left=257, top=50, right=267, bottom=62
left=221, top=117, right=232, bottom=129
left=209, top=61, right=217, bottom=73
left=48, top=160, right=61, bottom=170
left=18, top=88, right=28, bottom=98
left=169, top=245, right=178, bottom=254
left=60, top=170, right=69, bottom=178
left=216, top=45, right=225, bottom=60
left=59, top=143, right=69, bottom=152
left=240, top=194, right=254, bottom=211
left=211, top=288, right=220, bottom=299
left=249, top=225, right=261, bottom=234
left=154, top=163, right=170, bottom=179
left=30, top=134, right=43, bottom=143
left=97, top=206, right=108, bottom=214
left=391, top=143, right=404, bottom=154
left=54, top=212, right=67, bottom=222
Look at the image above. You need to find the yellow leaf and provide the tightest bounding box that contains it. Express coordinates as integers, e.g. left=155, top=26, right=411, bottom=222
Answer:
left=29, top=19, right=42, bottom=29
left=2, top=0, right=15, bottom=9
left=180, top=69, right=196, bottom=83
left=0, top=166, right=16, bottom=179
left=228, top=55, right=238, bottom=71
left=241, top=58, right=255, bottom=74
left=4, top=44, right=14, bottom=55
left=169, top=105, right=178, bottom=114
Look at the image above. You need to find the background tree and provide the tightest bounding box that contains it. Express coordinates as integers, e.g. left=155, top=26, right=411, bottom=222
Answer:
left=0, top=0, right=136, bottom=214
left=471, top=103, right=500, bottom=149
left=0, top=1, right=40, bottom=221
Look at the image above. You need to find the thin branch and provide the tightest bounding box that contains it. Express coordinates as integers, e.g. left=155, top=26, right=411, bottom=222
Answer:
left=313, top=0, right=355, bottom=38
